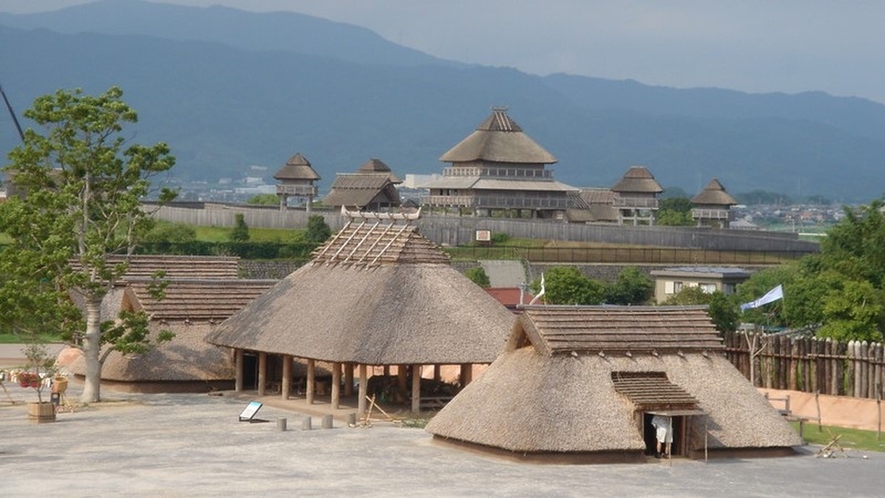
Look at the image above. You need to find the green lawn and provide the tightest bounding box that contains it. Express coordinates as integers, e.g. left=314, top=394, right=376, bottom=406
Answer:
left=193, top=226, right=304, bottom=243
left=793, top=421, right=885, bottom=453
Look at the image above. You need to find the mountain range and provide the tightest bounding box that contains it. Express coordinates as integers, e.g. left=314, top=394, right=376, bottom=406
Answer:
left=2, top=0, right=885, bottom=203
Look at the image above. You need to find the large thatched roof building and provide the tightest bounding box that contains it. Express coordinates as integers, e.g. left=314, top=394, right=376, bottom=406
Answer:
left=425, top=305, right=801, bottom=463
left=423, top=107, right=579, bottom=219
left=66, top=256, right=277, bottom=392
left=206, top=209, right=515, bottom=413
left=273, top=152, right=321, bottom=212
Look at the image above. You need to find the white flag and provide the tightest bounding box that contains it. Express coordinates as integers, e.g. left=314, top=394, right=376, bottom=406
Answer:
left=740, top=284, right=784, bottom=311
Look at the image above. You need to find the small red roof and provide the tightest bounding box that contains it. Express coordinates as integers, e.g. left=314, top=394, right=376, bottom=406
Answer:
left=485, top=287, right=533, bottom=313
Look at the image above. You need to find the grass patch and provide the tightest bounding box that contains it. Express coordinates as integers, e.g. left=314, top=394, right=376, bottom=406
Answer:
left=793, top=422, right=885, bottom=453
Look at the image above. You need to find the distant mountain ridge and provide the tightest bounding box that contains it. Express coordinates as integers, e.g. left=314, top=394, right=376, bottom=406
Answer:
left=1, top=0, right=884, bottom=203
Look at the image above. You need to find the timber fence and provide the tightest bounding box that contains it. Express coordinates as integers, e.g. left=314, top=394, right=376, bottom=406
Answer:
left=722, top=331, right=885, bottom=400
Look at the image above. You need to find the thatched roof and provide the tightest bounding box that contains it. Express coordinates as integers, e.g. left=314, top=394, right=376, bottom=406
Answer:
left=67, top=279, right=278, bottom=384
left=123, top=279, right=277, bottom=322
left=611, top=166, right=663, bottom=194
left=426, top=305, right=801, bottom=457
left=323, top=173, right=401, bottom=209
left=273, top=153, right=321, bottom=181
left=206, top=217, right=514, bottom=365
left=512, top=306, right=724, bottom=355
left=72, top=255, right=241, bottom=280
left=439, top=108, right=557, bottom=165
left=691, top=178, right=738, bottom=206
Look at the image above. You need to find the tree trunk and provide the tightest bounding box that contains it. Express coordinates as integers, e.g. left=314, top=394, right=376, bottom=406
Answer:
left=81, top=294, right=103, bottom=403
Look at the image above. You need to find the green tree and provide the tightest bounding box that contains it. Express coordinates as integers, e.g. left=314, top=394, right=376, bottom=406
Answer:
left=605, top=266, right=653, bottom=305
left=230, top=213, right=250, bottom=242
left=0, top=87, right=176, bottom=403
left=305, top=214, right=332, bottom=245
left=663, top=287, right=739, bottom=333
left=536, top=266, right=606, bottom=305
left=247, top=193, right=279, bottom=206
left=656, top=197, right=694, bottom=226
left=464, top=266, right=491, bottom=288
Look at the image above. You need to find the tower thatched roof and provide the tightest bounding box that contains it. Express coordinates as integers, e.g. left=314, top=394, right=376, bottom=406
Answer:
left=440, top=108, right=557, bottom=164
left=273, top=153, right=321, bottom=181
left=692, top=178, right=738, bottom=206
left=611, top=166, right=663, bottom=194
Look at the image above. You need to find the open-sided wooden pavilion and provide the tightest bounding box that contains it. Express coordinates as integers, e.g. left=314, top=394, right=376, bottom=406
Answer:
left=425, top=305, right=801, bottom=463
left=205, top=208, right=515, bottom=414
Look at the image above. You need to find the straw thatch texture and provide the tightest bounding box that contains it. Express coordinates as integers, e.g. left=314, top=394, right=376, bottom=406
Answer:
left=273, top=153, right=321, bottom=181
left=426, top=305, right=801, bottom=456
left=71, top=255, right=241, bottom=280
left=515, top=306, right=724, bottom=355
left=611, top=166, right=664, bottom=194
left=124, top=279, right=277, bottom=322
left=691, top=178, right=738, bottom=206
left=205, top=262, right=514, bottom=364
left=312, top=221, right=450, bottom=267
left=426, top=349, right=801, bottom=454
left=439, top=108, right=557, bottom=164
left=323, top=174, right=401, bottom=209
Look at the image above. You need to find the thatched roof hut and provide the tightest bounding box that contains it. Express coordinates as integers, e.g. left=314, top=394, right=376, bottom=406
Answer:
left=692, top=178, right=738, bottom=207
left=206, top=210, right=515, bottom=412
left=67, top=278, right=277, bottom=392
left=426, top=305, right=801, bottom=463
left=323, top=158, right=402, bottom=211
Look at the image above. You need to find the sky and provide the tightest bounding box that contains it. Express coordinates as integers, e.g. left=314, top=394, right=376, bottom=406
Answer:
left=4, top=0, right=885, bottom=104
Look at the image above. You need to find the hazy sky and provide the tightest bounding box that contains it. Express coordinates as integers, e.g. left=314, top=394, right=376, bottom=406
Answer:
left=5, top=0, right=885, bottom=104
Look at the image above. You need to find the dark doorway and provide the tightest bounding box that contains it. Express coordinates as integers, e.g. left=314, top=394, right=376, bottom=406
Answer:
left=643, top=413, right=685, bottom=457
left=243, top=352, right=258, bottom=389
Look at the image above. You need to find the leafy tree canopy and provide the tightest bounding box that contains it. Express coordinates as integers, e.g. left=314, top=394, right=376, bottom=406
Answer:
left=0, top=86, right=177, bottom=402
left=464, top=266, right=491, bottom=288
left=247, top=193, right=279, bottom=206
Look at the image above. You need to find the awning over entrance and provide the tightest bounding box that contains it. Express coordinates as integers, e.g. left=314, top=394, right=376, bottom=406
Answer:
left=611, top=371, right=699, bottom=411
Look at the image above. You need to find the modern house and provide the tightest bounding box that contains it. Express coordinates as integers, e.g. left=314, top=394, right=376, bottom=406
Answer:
left=426, top=305, right=801, bottom=463
left=273, top=153, right=321, bottom=213
left=692, top=179, right=738, bottom=228
left=650, top=267, right=752, bottom=303
left=423, top=107, right=579, bottom=219
left=323, top=158, right=402, bottom=211
left=205, top=209, right=515, bottom=414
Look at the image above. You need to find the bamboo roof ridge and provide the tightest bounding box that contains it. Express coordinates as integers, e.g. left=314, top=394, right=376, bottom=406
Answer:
left=124, top=279, right=277, bottom=322
left=71, top=255, right=241, bottom=281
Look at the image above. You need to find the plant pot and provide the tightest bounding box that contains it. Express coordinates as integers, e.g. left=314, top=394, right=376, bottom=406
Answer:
left=27, top=401, right=56, bottom=424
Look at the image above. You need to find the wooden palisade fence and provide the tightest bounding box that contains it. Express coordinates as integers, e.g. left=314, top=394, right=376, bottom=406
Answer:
left=722, top=331, right=885, bottom=400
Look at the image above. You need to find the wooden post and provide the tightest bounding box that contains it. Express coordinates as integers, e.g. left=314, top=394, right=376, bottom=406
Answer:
left=460, top=363, right=473, bottom=386
left=331, top=362, right=341, bottom=410
left=411, top=365, right=422, bottom=413
left=235, top=349, right=244, bottom=392
left=257, top=351, right=267, bottom=396
left=358, top=364, right=368, bottom=416
left=344, top=363, right=354, bottom=397
left=281, top=354, right=292, bottom=400
left=306, top=358, right=316, bottom=405
left=397, top=365, right=408, bottom=399
left=433, top=364, right=441, bottom=382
